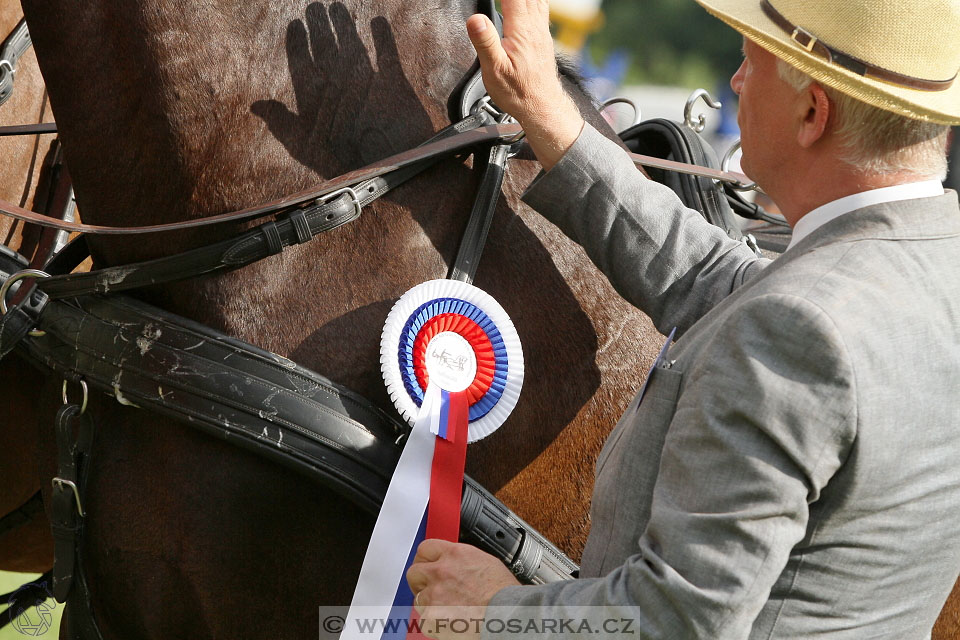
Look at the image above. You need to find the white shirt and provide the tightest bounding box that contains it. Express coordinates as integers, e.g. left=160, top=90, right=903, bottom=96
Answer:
left=785, top=179, right=945, bottom=251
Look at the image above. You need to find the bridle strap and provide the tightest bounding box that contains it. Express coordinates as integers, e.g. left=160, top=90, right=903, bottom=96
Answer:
left=0, top=122, right=56, bottom=136
left=30, top=113, right=496, bottom=300
left=0, top=122, right=522, bottom=235
left=449, top=141, right=511, bottom=283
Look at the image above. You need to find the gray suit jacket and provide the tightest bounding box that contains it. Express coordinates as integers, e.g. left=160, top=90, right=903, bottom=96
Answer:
left=486, top=124, right=960, bottom=639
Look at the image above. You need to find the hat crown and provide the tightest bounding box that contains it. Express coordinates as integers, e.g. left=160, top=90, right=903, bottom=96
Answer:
left=771, top=0, right=960, bottom=81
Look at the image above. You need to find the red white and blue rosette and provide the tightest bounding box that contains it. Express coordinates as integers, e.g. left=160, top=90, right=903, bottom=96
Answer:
left=380, top=279, right=523, bottom=441
left=341, top=280, right=523, bottom=640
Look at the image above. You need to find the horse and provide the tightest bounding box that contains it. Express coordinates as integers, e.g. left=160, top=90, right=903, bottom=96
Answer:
left=9, top=1, right=663, bottom=636
left=7, top=2, right=960, bottom=638
left=0, top=0, right=60, bottom=575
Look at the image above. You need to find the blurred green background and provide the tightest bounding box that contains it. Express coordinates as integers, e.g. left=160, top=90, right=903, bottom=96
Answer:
left=586, top=0, right=742, bottom=87
left=0, top=572, right=61, bottom=639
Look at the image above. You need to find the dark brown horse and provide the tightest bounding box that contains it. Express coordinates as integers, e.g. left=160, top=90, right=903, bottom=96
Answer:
left=12, top=1, right=661, bottom=636
left=0, top=0, right=59, bottom=575
left=7, top=1, right=960, bottom=638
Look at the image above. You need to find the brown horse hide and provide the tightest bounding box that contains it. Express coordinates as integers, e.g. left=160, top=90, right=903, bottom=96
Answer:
left=16, top=1, right=659, bottom=637
left=0, top=0, right=57, bottom=574
left=9, top=1, right=959, bottom=637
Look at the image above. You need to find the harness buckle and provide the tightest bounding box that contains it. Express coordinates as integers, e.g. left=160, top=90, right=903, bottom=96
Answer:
left=0, top=268, right=49, bottom=337
left=0, top=59, right=14, bottom=77
left=319, top=187, right=362, bottom=220
left=51, top=478, right=84, bottom=517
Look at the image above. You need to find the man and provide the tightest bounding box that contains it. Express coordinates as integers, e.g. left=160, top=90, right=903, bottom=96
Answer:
left=407, top=0, right=960, bottom=637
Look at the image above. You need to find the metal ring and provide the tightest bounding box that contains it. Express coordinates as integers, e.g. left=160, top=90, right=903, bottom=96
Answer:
left=600, top=97, right=641, bottom=132
left=62, top=379, right=89, bottom=415
left=0, top=59, right=14, bottom=77
left=683, top=88, right=721, bottom=133
left=0, top=269, right=49, bottom=337
left=720, top=140, right=759, bottom=191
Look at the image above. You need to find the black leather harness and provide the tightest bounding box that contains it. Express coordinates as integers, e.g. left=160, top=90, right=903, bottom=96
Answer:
left=0, top=6, right=587, bottom=633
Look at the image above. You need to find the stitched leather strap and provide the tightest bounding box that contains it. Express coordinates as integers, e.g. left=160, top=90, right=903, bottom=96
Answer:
left=449, top=143, right=510, bottom=283
left=760, top=0, right=955, bottom=91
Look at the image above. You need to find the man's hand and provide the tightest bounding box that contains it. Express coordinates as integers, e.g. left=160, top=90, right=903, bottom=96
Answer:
left=466, top=1, right=584, bottom=170
left=406, top=539, right=521, bottom=639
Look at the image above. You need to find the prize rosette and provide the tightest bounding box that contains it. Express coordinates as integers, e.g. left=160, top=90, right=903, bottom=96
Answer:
left=343, top=280, right=523, bottom=640
left=380, top=278, right=524, bottom=441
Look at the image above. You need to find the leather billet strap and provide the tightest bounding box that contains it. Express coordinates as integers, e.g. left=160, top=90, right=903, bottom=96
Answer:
left=50, top=403, right=95, bottom=603
left=449, top=142, right=511, bottom=283
left=27, top=114, right=496, bottom=300
left=760, top=0, right=956, bottom=91
left=0, top=18, right=32, bottom=107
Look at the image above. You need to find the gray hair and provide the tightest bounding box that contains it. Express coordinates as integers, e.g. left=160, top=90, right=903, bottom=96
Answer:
left=776, top=59, right=949, bottom=179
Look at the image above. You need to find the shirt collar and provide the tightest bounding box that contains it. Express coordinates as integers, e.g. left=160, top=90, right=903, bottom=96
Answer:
left=785, top=179, right=945, bottom=252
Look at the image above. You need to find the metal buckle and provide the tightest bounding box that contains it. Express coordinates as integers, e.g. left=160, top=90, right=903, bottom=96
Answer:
left=0, top=59, right=15, bottom=77
left=471, top=95, right=502, bottom=121
left=0, top=268, right=50, bottom=337
left=791, top=26, right=819, bottom=53
left=51, top=478, right=85, bottom=517
left=319, top=187, right=362, bottom=219
left=471, top=96, right=526, bottom=145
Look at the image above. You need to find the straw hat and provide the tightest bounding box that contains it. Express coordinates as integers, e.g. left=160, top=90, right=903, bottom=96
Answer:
left=692, top=0, right=960, bottom=125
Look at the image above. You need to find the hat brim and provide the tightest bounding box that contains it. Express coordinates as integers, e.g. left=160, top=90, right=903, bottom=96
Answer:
left=694, top=0, right=960, bottom=125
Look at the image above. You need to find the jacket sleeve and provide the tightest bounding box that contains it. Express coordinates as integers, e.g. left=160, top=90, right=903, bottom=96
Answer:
left=482, top=293, right=858, bottom=639
left=521, top=122, right=768, bottom=335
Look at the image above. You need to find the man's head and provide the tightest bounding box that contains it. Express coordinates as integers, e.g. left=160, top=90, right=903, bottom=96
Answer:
left=694, top=0, right=960, bottom=125
left=775, top=61, right=949, bottom=180
left=698, top=0, right=958, bottom=214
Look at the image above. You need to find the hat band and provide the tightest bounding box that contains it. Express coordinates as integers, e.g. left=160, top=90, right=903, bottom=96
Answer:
left=761, top=0, right=956, bottom=92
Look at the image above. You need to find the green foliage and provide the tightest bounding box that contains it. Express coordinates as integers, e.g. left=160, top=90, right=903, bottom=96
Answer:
left=588, top=0, right=743, bottom=88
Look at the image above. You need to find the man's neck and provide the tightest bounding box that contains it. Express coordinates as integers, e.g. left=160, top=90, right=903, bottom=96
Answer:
left=768, top=159, right=939, bottom=228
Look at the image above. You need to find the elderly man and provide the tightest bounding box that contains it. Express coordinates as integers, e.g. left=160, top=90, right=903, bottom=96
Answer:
left=407, top=0, right=960, bottom=637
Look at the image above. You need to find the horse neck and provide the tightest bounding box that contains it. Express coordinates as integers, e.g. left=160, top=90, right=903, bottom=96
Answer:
left=21, top=1, right=494, bottom=392
left=21, top=0, right=479, bottom=260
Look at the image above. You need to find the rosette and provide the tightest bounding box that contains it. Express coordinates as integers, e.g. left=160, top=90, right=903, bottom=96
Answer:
left=380, top=279, right=524, bottom=441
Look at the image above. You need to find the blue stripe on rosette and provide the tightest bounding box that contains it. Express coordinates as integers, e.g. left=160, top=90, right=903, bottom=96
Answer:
left=397, top=297, right=508, bottom=421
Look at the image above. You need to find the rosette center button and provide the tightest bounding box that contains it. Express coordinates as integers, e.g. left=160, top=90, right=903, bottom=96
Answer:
left=424, top=331, right=478, bottom=392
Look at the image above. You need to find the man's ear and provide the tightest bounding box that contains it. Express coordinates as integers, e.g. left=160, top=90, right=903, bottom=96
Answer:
left=797, top=82, right=831, bottom=149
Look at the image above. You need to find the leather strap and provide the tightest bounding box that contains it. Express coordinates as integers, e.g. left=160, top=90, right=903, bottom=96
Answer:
left=0, top=282, right=47, bottom=360
left=50, top=403, right=95, bottom=603
left=760, top=0, right=956, bottom=91
left=0, top=122, right=57, bottom=136
left=0, top=18, right=32, bottom=107
left=449, top=143, right=510, bottom=283
left=0, top=122, right=520, bottom=235
left=14, top=289, right=579, bottom=581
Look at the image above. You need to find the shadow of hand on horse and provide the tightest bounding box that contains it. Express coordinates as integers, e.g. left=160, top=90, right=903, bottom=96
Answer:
left=4, top=1, right=658, bottom=636
left=5, top=2, right=959, bottom=638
